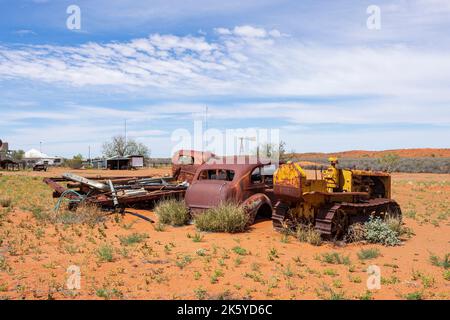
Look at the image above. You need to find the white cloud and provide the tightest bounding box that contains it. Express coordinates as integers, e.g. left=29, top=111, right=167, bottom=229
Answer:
left=0, top=25, right=449, bottom=102
left=1, top=20, right=450, bottom=156
left=233, top=25, right=267, bottom=38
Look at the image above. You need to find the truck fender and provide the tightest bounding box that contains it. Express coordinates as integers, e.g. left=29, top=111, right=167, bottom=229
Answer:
left=242, top=193, right=273, bottom=226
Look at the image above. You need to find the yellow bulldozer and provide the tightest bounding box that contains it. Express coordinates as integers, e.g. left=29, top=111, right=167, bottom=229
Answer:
left=272, top=158, right=401, bottom=240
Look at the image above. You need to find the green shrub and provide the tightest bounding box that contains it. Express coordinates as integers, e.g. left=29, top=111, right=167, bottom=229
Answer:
left=295, top=225, right=322, bottom=246
left=232, top=246, right=247, bottom=256
left=119, top=233, right=148, bottom=246
left=357, top=248, right=381, bottom=260
left=443, top=270, right=450, bottom=281
left=155, top=199, right=190, bottom=226
left=96, top=244, right=114, bottom=262
left=429, top=253, right=450, bottom=269
left=319, top=252, right=351, bottom=265
left=195, top=202, right=249, bottom=233
left=405, top=291, right=424, bottom=300
left=95, top=287, right=123, bottom=299
left=364, top=217, right=401, bottom=246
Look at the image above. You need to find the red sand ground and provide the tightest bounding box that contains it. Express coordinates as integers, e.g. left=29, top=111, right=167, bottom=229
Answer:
left=0, top=168, right=449, bottom=300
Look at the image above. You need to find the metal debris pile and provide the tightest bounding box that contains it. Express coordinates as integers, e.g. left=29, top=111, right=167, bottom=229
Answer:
left=44, top=173, right=188, bottom=211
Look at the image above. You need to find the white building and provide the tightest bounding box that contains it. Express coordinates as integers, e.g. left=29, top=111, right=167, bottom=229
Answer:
left=24, top=149, right=63, bottom=166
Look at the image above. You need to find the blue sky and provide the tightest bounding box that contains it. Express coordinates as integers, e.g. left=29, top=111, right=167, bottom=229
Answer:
left=0, top=0, right=449, bottom=157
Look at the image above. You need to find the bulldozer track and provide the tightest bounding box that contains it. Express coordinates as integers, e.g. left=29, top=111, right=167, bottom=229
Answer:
left=272, top=198, right=402, bottom=239
left=272, top=201, right=290, bottom=231
left=315, top=198, right=401, bottom=239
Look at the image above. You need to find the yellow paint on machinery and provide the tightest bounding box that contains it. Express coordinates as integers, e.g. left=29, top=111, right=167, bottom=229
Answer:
left=274, top=159, right=392, bottom=201
left=273, top=158, right=398, bottom=238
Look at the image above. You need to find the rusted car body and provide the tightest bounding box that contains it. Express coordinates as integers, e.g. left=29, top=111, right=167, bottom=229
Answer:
left=185, top=156, right=276, bottom=225
left=171, top=150, right=215, bottom=183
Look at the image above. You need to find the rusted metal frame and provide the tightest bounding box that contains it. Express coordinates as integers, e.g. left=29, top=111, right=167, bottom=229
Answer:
left=93, top=190, right=186, bottom=206
left=43, top=178, right=79, bottom=200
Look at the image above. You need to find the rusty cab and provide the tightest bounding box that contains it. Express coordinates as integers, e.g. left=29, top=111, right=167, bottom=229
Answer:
left=184, top=155, right=276, bottom=225
left=171, top=150, right=216, bottom=183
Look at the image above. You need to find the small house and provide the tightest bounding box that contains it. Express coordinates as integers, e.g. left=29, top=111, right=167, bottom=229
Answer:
left=106, top=155, right=144, bottom=170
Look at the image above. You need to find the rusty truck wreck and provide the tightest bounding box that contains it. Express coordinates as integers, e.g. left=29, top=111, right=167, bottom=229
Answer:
left=185, top=156, right=276, bottom=225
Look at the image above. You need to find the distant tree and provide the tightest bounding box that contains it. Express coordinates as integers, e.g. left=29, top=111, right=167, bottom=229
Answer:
left=102, top=135, right=150, bottom=158
left=11, top=150, right=25, bottom=160
left=64, top=153, right=84, bottom=169
left=73, top=154, right=83, bottom=161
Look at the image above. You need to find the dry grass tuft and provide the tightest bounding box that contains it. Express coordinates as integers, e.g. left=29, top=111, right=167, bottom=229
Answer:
left=195, top=202, right=248, bottom=233
left=155, top=199, right=190, bottom=226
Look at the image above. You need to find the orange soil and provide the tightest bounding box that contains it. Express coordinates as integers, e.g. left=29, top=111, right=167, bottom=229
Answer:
left=293, top=148, right=450, bottom=159
left=0, top=170, right=449, bottom=300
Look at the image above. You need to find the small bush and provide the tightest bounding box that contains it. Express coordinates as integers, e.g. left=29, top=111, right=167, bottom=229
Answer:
left=188, top=232, right=204, bottom=242
left=95, top=287, right=123, bottom=300
left=155, top=199, right=190, bottom=226
left=357, top=248, right=381, bottom=260
left=319, top=252, right=351, bottom=265
left=295, top=225, right=322, bottom=246
left=97, top=244, right=114, bottom=262
left=443, top=270, right=450, bottom=281
left=0, top=197, right=12, bottom=208
left=56, top=204, right=104, bottom=226
left=384, top=216, right=403, bottom=234
left=345, top=223, right=366, bottom=243
left=195, top=202, right=249, bottom=233
left=119, top=233, right=148, bottom=246
left=404, top=291, right=424, bottom=300
left=364, top=217, right=401, bottom=246
left=0, top=255, right=11, bottom=272
left=232, top=246, right=247, bottom=256
left=194, top=287, right=208, bottom=300
left=429, top=253, right=450, bottom=269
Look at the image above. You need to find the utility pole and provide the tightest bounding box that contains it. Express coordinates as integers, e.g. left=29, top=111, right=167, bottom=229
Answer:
left=205, top=105, right=208, bottom=132
left=204, top=106, right=208, bottom=151
left=124, top=119, right=128, bottom=155
left=124, top=120, right=127, bottom=145
left=88, top=145, right=91, bottom=165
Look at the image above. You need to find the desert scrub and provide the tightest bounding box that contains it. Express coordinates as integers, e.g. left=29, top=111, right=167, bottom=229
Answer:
left=429, top=253, right=450, bottom=269
left=0, top=197, right=12, bottom=208
left=443, top=270, right=450, bottom=281
left=404, top=291, right=424, bottom=300
left=315, top=283, right=346, bottom=300
left=345, top=223, right=366, bottom=243
left=295, top=224, right=322, bottom=246
left=96, top=287, right=123, bottom=300
left=318, top=252, right=351, bottom=265
left=155, top=199, right=190, bottom=226
left=364, top=217, right=401, bottom=246
left=0, top=255, right=11, bottom=273
left=195, top=202, right=249, bottom=233
left=232, top=246, right=247, bottom=256
left=119, top=233, right=148, bottom=246
left=357, top=248, right=381, bottom=260
left=55, top=204, right=105, bottom=226
left=96, top=244, right=114, bottom=262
